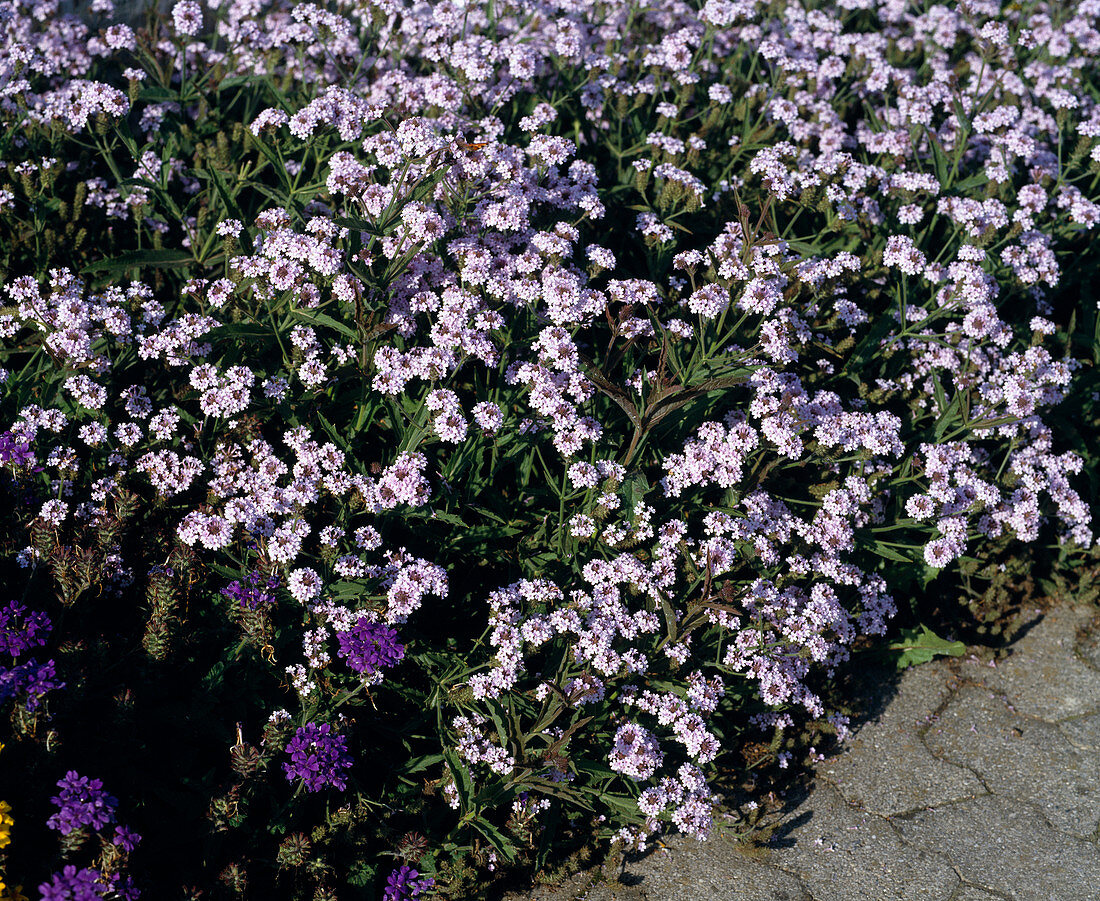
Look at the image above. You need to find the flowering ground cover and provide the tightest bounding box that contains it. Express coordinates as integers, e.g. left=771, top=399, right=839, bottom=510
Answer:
left=1, top=0, right=1099, bottom=897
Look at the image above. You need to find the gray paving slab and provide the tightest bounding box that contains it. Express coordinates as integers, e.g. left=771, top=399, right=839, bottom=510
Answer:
left=606, top=834, right=813, bottom=901
left=755, top=782, right=958, bottom=901
left=952, top=604, right=1100, bottom=720
left=924, top=683, right=1100, bottom=837
left=821, top=664, right=984, bottom=816
left=1058, top=709, right=1100, bottom=750
left=892, top=794, right=1100, bottom=900
left=949, top=888, right=1010, bottom=901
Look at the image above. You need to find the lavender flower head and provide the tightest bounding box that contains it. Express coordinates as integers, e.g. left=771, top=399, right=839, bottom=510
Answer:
left=336, top=618, right=405, bottom=676
left=283, top=722, right=352, bottom=792
left=47, top=771, right=118, bottom=835
left=0, top=600, right=52, bottom=657
left=383, top=865, right=435, bottom=901
left=38, top=865, right=108, bottom=901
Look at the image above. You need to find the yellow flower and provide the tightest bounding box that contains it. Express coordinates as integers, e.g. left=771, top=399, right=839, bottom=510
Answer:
left=0, top=801, right=12, bottom=853
left=0, top=800, right=12, bottom=849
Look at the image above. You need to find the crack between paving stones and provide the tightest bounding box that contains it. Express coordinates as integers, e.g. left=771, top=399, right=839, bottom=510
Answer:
left=909, top=741, right=1098, bottom=847
left=765, top=781, right=961, bottom=898
left=947, top=874, right=1014, bottom=901
left=1055, top=717, right=1100, bottom=756
left=916, top=685, right=1100, bottom=843
left=815, top=767, right=989, bottom=821
left=939, top=674, right=1099, bottom=734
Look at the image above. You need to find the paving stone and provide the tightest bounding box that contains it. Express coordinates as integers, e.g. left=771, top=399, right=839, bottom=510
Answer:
left=762, top=783, right=957, bottom=901
left=515, top=839, right=812, bottom=901
left=951, top=605, right=1100, bottom=721
left=950, top=888, right=1009, bottom=901
left=822, top=664, right=984, bottom=816
left=893, top=794, right=1100, bottom=901
left=614, top=834, right=812, bottom=901
left=1058, top=710, right=1100, bottom=750
left=924, top=684, right=1100, bottom=837
left=1073, top=610, right=1100, bottom=671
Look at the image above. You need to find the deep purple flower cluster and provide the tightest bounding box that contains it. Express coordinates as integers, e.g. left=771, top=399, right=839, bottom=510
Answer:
left=0, top=657, right=64, bottom=710
left=383, top=866, right=435, bottom=901
left=336, top=618, right=405, bottom=676
left=220, top=570, right=281, bottom=609
left=38, top=865, right=108, bottom=901
left=0, top=600, right=51, bottom=657
left=282, top=722, right=352, bottom=792
left=46, top=771, right=119, bottom=835
left=0, top=429, right=33, bottom=466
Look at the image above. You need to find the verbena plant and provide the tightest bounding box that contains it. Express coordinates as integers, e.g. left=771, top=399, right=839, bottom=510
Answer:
left=0, top=0, right=1099, bottom=897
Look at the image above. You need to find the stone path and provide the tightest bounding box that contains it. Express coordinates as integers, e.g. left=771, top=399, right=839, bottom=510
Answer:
left=513, top=601, right=1100, bottom=901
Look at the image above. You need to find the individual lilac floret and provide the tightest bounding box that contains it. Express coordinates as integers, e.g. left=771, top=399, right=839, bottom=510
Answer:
left=47, top=771, right=118, bottom=835
left=38, top=865, right=108, bottom=901
left=0, top=658, right=64, bottom=710
left=383, top=865, right=435, bottom=901
left=283, top=722, right=352, bottom=792
left=0, top=601, right=51, bottom=657
left=336, top=618, right=405, bottom=676
left=220, top=571, right=280, bottom=609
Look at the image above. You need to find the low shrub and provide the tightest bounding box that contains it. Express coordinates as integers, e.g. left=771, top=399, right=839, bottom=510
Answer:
left=0, top=0, right=1098, bottom=897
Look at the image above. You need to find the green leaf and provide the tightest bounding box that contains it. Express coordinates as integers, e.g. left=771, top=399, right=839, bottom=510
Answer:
left=619, top=472, right=649, bottom=511
left=888, top=625, right=966, bottom=670
left=933, top=389, right=966, bottom=442
left=206, top=322, right=273, bottom=344
left=290, top=308, right=358, bottom=342
left=137, top=85, right=180, bottom=102
left=346, top=861, right=375, bottom=887
left=427, top=511, right=466, bottom=527
left=315, top=411, right=352, bottom=454
left=868, top=541, right=914, bottom=563
left=470, top=818, right=518, bottom=862
left=402, top=753, right=445, bottom=776
left=952, top=172, right=988, bottom=193
left=83, top=249, right=194, bottom=274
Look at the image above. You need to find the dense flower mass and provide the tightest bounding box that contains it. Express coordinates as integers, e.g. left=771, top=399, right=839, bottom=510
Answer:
left=37, top=866, right=108, bottom=901
left=335, top=618, right=405, bottom=676
left=0, top=0, right=1099, bottom=894
left=0, top=658, right=63, bottom=711
left=0, top=601, right=50, bottom=658
left=283, top=722, right=353, bottom=792
left=46, top=772, right=118, bottom=836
